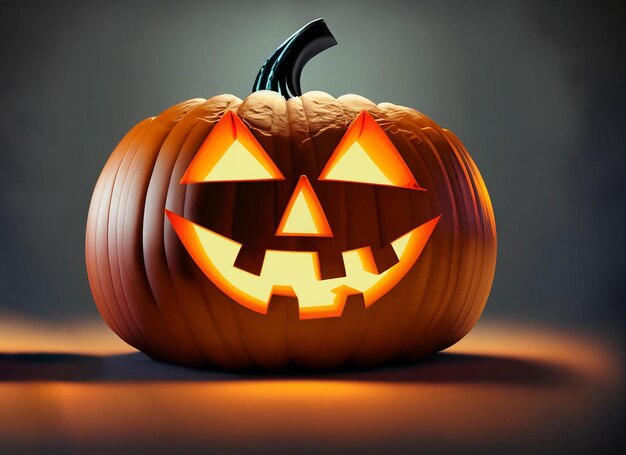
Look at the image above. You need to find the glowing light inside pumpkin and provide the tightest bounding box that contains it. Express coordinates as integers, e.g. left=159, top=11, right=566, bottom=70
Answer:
left=319, top=110, right=424, bottom=190
left=166, top=211, right=440, bottom=319
left=180, top=111, right=284, bottom=183
left=276, top=175, right=333, bottom=237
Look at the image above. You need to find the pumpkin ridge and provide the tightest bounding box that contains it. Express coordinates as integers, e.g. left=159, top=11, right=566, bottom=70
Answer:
left=161, top=104, right=230, bottom=366
left=184, top=100, right=259, bottom=368
left=300, top=94, right=362, bottom=366
left=455, top=138, right=496, bottom=339
left=118, top=109, right=192, bottom=357
left=177, top=106, right=250, bottom=367
left=395, top=131, right=438, bottom=359
left=396, top=128, right=450, bottom=358
left=204, top=102, right=267, bottom=368
left=122, top=124, right=173, bottom=355
left=439, top=129, right=486, bottom=343
left=281, top=94, right=299, bottom=367
left=88, top=117, right=152, bottom=344
left=107, top=117, right=160, bottom=351
left=412, top=127, right=462, bottom=351
left=144, top=102, right=223, bottom=365
left=119, top=100, right=205, bottom=358
left=331, top=96, right=378, bottom=364
left=429, top=128, right=474, bottom=348
left=445, top=131, right=488, bottom=340
left=373, top=178, right=418, bottom=359
left=355, top=126, right=435, bottom=363
left=176, top=97, right=249, bottom=367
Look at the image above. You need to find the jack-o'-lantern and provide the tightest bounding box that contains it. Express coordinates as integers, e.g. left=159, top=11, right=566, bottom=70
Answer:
left=85, top=19, right=496, bottom=370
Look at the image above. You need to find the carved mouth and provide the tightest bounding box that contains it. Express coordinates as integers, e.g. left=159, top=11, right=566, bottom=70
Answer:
left=166, top=211, right=439, bottom=319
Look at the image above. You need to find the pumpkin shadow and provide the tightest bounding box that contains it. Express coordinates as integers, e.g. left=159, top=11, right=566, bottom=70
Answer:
left=0, top=351, right=579, bottom=386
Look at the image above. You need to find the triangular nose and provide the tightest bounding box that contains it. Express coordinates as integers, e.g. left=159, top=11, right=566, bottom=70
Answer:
left=276, top=175, right=333, bottom=237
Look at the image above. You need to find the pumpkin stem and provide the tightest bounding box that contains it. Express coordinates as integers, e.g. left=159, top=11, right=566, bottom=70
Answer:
left=252, top=18, right=337, bottom=99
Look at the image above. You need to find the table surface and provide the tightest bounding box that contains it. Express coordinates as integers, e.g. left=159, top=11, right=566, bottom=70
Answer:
left=0, top=317, right=623, bottom=453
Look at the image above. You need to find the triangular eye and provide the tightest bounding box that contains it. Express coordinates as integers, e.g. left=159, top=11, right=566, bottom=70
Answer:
left=318, top=111, right=424, bottom=190
left=181, top=111, right=284, bottom=183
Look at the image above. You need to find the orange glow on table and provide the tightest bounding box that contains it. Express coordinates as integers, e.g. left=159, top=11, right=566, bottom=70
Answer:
left=0, top=317, right=622, bottom=452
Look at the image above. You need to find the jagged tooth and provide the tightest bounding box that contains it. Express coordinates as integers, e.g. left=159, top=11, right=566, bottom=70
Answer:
left=332, top=284, right=365, bottom=316
left=330, top=284, right=361, bottom=316
left=266, top=294, right=300, bottom=319
left=342, top=292, right=367, bottom=315
left=233, top=244, right=266, bottom=276
left=370, top=243, right=400, bottom=274
left=317, top=249, right=347, bottom=280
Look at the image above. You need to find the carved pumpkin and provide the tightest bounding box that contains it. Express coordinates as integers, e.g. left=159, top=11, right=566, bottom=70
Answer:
left=86, top=19, right=496, bottom=370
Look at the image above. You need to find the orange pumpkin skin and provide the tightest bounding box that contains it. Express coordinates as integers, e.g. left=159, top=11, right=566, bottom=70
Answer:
left=85, top=90, right=496, bottom=370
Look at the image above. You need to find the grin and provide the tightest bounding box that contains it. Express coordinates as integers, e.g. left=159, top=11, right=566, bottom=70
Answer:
left=166, top=211, right=439, bottom=319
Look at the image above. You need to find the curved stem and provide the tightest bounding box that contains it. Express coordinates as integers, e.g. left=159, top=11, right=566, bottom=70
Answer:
left=252, top=18, right=337, bottom=99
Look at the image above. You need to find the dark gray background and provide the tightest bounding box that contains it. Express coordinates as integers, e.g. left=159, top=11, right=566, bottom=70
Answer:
left=0, top=0, right=623, bottom=335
